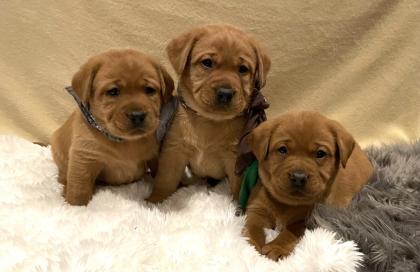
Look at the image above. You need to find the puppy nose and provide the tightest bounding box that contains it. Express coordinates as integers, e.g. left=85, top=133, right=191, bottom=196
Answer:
left=216, top=88, right=234, bottom=104
left=289, top=170, right=308, bottom=189
left=127, top=111, right=147, bottom=126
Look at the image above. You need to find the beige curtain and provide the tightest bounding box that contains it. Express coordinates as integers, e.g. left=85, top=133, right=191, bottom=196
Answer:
left=0, top=0, right=419, bottom=146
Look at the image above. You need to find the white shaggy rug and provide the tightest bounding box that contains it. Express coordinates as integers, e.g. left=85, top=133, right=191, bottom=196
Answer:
left=0, top=135, right=363, bottom=272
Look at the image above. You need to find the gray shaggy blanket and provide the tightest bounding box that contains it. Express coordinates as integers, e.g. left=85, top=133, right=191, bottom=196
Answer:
left=308, top=141, right=420, bottom=272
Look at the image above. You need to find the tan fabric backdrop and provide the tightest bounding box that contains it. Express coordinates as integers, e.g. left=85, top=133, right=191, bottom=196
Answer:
left=0, top=0, right=419, bottom=146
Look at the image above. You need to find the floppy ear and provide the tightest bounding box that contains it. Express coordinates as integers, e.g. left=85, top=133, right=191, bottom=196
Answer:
left=158, top=66, right=175, bottom=103
left=253, top=42, right=271, bottom=90
left=330, top=120, right=355, bottom=168
left=248, top=122, right=272, bottom=161
left=71, top=57, right=101, bottom=104
left=166, top=28, right=203, bottom=75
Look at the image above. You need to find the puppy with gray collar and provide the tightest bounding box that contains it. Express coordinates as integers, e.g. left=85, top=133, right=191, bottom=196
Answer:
left=51, top=49, right=174, bottom=205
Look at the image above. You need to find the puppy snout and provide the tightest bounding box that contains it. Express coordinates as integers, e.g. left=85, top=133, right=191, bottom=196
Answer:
left=127, top=111, right=147, bottom=126
left=289, top=170, right=308, bottom=189
left=216, top=88, right=234, bottom=104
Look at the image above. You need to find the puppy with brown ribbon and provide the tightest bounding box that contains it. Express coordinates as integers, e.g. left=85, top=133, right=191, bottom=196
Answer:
left=51, top=49, right=174, bottom=205
left=146, top=25, right=271, bottom=203
left=243, top=111, right=373, bottom=260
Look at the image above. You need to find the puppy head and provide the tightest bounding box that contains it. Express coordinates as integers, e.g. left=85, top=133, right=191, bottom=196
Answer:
left=249, top=112, right=355, bottom=205
left=166, top=24, right=271, bottom=120
left=71, top=49, right=174, bottom=140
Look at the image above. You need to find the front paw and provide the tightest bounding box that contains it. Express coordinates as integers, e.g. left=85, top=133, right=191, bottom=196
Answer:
left=262, top=244, right=292, bottom=261
left=146, top=192, right=166, bottom=204
left=249, top=239, right=263, bottom=254
left=65, top=192, right=92, bottom=206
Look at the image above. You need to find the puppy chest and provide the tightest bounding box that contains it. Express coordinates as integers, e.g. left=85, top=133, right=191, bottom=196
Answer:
left=98, top=140, right=157, bottom=184
left=173, top=115, right=241, bottom=178
left=99, top=159, right=147, bottom=185
left=188, top=149, right=235, bottom=179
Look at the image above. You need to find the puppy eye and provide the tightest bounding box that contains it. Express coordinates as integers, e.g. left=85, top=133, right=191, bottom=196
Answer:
left=278, top=146, right=288, bottom=154
left=201, top=58, right=213, bottom=69
left=239, top=65, right=249, bottom=74
left=106, top=88, right=120, bottom=97
left=316, top=150, right=327, bottom=159
left=145, top=86, right=157, bottom=95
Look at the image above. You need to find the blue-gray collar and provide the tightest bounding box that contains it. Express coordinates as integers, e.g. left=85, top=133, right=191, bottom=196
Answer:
left=65, top=86, right=124, bottom=142
left=65, top=86, right=178, bottom=143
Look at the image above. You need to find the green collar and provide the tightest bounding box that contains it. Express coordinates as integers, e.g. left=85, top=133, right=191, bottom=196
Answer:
left=238, top=160, right=259, bottom=211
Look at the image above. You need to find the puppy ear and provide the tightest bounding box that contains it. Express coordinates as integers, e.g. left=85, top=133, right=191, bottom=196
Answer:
left=166, top=28, right=203, bottom=74
left=158, top=66, right=175, bottom=103
left=253, top=42, right=271, bottom=90
left=330, top=120, right=355, bottom=168
left=71, top=57, right=101, bottom=104
left=248, top=122, right=272, bottom=161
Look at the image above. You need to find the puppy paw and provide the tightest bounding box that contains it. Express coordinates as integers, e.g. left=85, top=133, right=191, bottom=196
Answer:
left=146, top=186, right=178, bottom=203
left=145, top=193, right=165, bottom=204
left=65, top=193, right=92, bottom=206
left=261, top=244, right=292, bottom=261
left=249, top=240, right=263, bottom=254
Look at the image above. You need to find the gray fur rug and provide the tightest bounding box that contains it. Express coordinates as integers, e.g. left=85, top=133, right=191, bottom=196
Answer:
left=308, top=141, right=420, bottom=272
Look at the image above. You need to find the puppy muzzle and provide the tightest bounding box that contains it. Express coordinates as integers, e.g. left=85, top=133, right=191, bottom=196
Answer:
left=216, top=87, right=235, bottom=105
left=289, top=170, right=308, bottom=189
left=126, top=111, right=147, bottom=127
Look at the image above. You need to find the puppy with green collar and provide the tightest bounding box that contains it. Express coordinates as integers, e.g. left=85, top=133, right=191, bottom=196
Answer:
left=243, top=111, right=373, bottom=260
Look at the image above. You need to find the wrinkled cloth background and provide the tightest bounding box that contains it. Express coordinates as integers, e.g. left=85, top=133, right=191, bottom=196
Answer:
left=0, top=0, right=419, bottom=146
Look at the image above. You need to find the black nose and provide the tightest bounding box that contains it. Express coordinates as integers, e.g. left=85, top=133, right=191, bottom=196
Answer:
left=216, top=88, right=234, bottom=104
left=127, top=111, right=147, bottom=126
left=289, top=170, right=308, bottom=189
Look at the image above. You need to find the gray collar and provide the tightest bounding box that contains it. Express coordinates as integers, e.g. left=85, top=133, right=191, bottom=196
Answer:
left=156, top=95, right=178, bottom=143
left=65, top=86, right=177, bottom=144
left=65, top=86, right=124, bottom=142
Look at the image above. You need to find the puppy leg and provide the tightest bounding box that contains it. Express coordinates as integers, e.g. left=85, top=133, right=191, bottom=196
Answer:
left=287, top=220, right=306, bottom=237
left=65, top=153, right=102, bottom=206
left=58, top=171, right=67, bottom=185
left=243, top=208, right=275, bottom=253
left=51, top=148, right=68, bottom=185
left=261, top=224, right=303, bottom=261
left=56, top=161, right=70, bottom=198
left=146, top=148, right=188, bottom=203
left=224, top=159, right=242, bottom=200
left=227, top=169, right=243, bottom=215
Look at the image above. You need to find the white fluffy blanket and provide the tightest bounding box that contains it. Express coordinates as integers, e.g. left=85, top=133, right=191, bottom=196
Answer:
left=0, top=135, right=362, bottom=272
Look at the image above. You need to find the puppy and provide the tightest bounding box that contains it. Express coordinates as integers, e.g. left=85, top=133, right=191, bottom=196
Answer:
left=146, top=25, right=271, bottom=203
left=51, top=49, right=174, bottom=205
left=243, top=111, right=373, bottom=260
